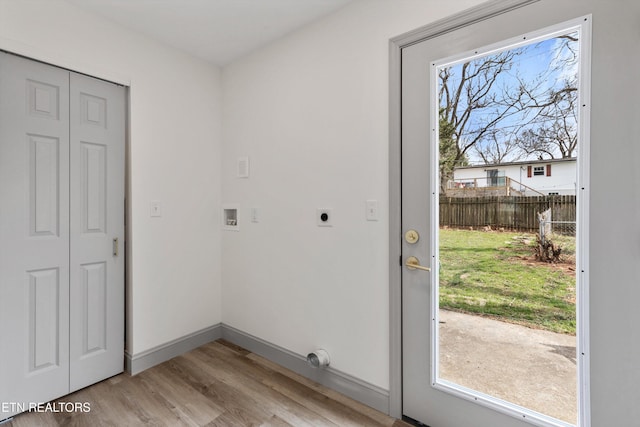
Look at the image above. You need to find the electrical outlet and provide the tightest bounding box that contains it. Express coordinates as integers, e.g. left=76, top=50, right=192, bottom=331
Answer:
left=317, top=208, right=332, bottom=227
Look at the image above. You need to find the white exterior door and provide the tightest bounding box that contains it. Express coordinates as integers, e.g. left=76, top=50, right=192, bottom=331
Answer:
left=400, top=2, right=590, bottom=426
left=0, top=52, right=124, bottom=418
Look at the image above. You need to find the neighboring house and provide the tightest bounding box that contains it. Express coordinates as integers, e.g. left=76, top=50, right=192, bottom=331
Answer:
left=450, top=158, right=577, bottom=196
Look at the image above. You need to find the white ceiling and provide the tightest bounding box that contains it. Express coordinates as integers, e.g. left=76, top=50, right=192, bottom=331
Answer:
left=65, top=0, right=354, bottom=66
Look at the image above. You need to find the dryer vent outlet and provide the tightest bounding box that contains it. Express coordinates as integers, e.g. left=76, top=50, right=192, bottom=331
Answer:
left=306, top=349, right=330, bottom=368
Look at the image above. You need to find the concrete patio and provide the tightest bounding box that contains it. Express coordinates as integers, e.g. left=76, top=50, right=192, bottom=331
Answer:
left=439, top=309, right=577, bottom=424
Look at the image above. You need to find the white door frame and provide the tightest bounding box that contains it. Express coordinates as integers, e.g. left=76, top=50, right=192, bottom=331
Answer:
left=388, top=0, right=543, bottom=418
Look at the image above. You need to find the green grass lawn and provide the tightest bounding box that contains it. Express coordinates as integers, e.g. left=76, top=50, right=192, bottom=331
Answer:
left=439, top=228, right=576, bottom=334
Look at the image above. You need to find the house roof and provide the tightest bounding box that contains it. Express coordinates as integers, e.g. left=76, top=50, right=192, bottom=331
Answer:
left=454, top=157, right=577, bottom=170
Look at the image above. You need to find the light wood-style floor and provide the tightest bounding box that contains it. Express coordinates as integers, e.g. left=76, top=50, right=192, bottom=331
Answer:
left=6, top=340, right=410, bottom=427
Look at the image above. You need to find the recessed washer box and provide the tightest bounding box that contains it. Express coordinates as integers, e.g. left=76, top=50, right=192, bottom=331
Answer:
left=223, top=204, right=239, bottom=231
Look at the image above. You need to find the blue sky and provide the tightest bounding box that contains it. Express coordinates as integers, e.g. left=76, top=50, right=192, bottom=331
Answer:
left=439, top=30, right=579, bottom=165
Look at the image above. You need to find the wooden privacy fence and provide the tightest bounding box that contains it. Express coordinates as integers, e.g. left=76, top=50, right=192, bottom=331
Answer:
left=439, top=195, right=576, bottom=232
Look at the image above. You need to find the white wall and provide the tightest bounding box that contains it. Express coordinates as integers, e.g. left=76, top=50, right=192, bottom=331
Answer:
left=0, top=0, right=223, bottom=355
left=223, top=0, right=640, bottom=424
left=221, top=0, right=484, bottom=390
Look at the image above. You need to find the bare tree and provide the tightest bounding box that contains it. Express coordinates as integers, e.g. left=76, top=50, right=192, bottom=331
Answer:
left=515, top=79, right=578, bottom=159
left=438, top=32, right=580, bottom=184
left=474, top=130, right=521, bottom=164
left=438, top=49, right=527, bottom=190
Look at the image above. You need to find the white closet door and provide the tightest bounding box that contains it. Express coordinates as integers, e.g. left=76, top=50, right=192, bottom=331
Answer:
left=1, top=54, right=125, bottom=419
left=0, top=52, right=71, bottom=414
left=69, top=72, right=125, bottom=392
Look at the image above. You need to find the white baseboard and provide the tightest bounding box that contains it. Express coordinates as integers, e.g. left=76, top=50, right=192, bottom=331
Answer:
left=125, top=324, right=223, bottom=375
left=221, top=324, right=390, bottom=414
left=125, top=323, right=390, bottom=414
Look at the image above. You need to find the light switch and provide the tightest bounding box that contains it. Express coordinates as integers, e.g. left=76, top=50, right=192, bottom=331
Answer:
left=237, top=157, right=250, bottom=178
left=150, top=201, right=162, bottom=217
left=251, top=208, right=259, bottom=223
left=366, top=200, right=378, bottom=221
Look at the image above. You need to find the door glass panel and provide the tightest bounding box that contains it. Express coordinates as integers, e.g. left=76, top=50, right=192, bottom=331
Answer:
left=434, top=26, right=582, bottom=425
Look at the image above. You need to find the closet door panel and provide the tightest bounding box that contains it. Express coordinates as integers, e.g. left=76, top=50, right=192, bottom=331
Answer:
left=0, top=52, right=70, bottom=417
left=69, top=72, right=125, bottom=392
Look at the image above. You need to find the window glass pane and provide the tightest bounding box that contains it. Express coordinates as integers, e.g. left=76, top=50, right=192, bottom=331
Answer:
left=436, top=27, right=580, bottom=425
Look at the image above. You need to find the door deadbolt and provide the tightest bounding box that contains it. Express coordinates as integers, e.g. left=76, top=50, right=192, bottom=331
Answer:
left=405, top=229, right=419, bottom=244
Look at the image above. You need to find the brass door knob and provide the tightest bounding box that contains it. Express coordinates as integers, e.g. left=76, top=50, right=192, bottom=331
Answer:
left=405, top=256, right=431, bottom=271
